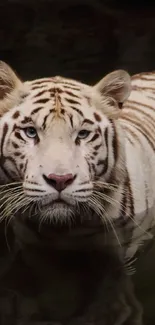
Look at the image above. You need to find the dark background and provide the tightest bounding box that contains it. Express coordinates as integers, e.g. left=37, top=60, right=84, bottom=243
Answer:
left=1, top=0, right=155, bottom=324
left=1, top=0, right=155, bottom=83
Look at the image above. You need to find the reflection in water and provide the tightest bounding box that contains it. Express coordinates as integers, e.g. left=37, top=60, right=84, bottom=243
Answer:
left=0, top=214, right=148, bottom=325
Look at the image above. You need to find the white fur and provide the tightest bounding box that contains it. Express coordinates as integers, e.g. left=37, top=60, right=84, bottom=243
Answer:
left=0, top=63, right=155, bottom=260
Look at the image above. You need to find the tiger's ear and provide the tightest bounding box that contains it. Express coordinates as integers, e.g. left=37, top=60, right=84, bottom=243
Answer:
left=0, top=61, right=23, bottom=113
left=93, top=70, right=131, bottom=105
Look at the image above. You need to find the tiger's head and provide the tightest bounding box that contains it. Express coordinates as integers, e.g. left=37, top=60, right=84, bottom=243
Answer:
left=0, top=61, right=131, bottom=224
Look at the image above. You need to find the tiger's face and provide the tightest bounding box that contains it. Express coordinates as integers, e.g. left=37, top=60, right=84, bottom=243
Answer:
left=0, top=61, right=131, bottom=223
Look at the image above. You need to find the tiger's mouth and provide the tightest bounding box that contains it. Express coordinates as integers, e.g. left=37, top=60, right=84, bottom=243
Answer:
left=38, top=197, right=75, bottom=220
left=53, top=199, right=67, bottom=204
left=41, top=198, right=72, bottom=208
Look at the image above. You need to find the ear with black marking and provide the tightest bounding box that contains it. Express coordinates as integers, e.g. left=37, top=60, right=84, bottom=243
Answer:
left=94, top=70, right=131, bottom=106
left=0, top=61, right=23, bottom=114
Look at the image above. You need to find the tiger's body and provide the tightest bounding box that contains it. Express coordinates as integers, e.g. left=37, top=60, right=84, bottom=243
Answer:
left=0, top=61, right=154, bottom=262
left=1, top=61, right=155, bottom=324
left=117, top=73, right=155, bottom=257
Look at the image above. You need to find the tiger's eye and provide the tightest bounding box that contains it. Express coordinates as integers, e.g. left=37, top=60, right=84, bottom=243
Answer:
left=24, top=127, right=37, bottom=138
left=77, top=130, right=90, bottom=139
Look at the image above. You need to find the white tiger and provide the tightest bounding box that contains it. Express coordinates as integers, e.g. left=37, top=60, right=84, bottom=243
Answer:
left=0, top=61, right=154, bottom=260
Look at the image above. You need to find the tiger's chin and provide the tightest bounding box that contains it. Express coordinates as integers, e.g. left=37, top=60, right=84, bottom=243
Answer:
left=40, top=202, right=76, bottom=224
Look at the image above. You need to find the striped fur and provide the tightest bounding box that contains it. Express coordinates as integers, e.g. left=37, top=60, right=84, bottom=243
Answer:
left=0, top=62, right=155, bottom=260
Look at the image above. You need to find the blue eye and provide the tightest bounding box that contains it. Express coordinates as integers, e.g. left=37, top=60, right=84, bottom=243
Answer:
left=77, top=130, right=90, bottom=139
left=24, top=127, right=37, bottom=138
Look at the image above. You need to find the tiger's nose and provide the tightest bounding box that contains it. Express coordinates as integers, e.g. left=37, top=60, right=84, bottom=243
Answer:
left=43, top=173, right=75, bottom=192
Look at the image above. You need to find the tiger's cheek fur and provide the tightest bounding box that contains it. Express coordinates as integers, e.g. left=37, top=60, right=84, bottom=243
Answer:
left=0, top=117, right=33, bottom=182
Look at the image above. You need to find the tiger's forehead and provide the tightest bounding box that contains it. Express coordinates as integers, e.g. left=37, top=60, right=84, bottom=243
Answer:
left=1, top=74, right=108, bottom=134
left=20, top=76, right=95, bottom=122
left=25, top=76, right=90, bottom=97
left=27, top=75, right=85, bottom=89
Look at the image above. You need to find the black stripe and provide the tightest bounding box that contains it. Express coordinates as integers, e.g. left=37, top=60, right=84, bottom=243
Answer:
left=32, top=79, right=53, bottom=85
left=14, top=152, right=21, bottom=156
left=61, top=109, right=65, bottom=115
left=128, top=177, right=134, bottom=218
left=12, top=141, right=19, bottom=149
left=70, top=106, right=84, bottom=117
left=82, top=119, right=94, bottom=125
left=26, top=181, right=41, bottom=185
left=79, top=181, right=90, bottom=186
left=132, top=85, right=155, bottom=93
left=14, top=132, right=26, bottom=142
left=119, top=182, right=127, bottom=220
left=74, top=188, right=92, bottom=193
left=144, top=180, right=149, bottom=214
left=31, top=85, right=47, bottom=90
left=124, top=105, right=155, bottom=133
left=21, top=117, right=32, bottom=124
left=97, top=159, right=104, bottom=166
left=132, top=75, right=155, bottom=81
left=126, top=135, right=134, bottom=145
left=24, top=188, right=46, bottom=193
left=91, top=163, right=96, bottom=174
left=42, top=114, right=50, bottom=130
left=31, top=107, right=44, bottom=115
left=61, top=81, right=79, bottom=87
left=23, top=159, right=28, bottom=174
left=75, top=138, right=80, bottom=145
left=94, top=144, right=101, bottom=150
left=101, top=128, right=108, bottom=174
left=1, top=123, right=8, bottom=156
left=65, top=98, right=80, bottom=106
left=34, top=98, right=50, bottom=104
left=69, top=115, right=73, bottom=128
left=62, top=85, right=81, bottom=91
left=60, top=81, right=80, bottom=89
left=20, top=164, right=24, bottom=170
left=85, top=157, right=91, bottom=174
left=127, top=99, right=155, bottom=111
left=50, top=87, right=63, bottom=94
left=110, top=120, right=118, bottom=162
left=33, top=90, right=48, bottom=98
left=12, top=111, right=20, bottom=119
left=65, top=90, right=80, bottom=99
left=120, top=116, right=155, bottom=151
left=73, top=195, right=90, bottom=199
left=88, top=133, right=99, bottom=143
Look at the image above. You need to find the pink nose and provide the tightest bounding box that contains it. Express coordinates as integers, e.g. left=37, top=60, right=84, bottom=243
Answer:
left=43, top=173, right=75, bottom=192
